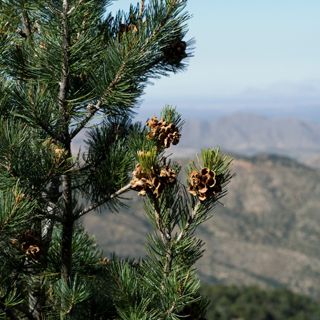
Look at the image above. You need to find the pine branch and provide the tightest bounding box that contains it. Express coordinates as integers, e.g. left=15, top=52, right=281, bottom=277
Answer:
left=152, top=194, right=171, bottom=243
left=71, top=0, right=187, bottom=140
left=36, top=119, right=62, bottom=143
left=58, top=0, right=74, bottom=283
left=21, top=11, right=32, bottom=39
left=163, top=244, right=173, bottom=276
left=58, top=1, right=70, bottom=138
left=0, top=1, right=204, bottom=317
left=176, top=202, right=200, bottom=242
left=70, top=61, right=127, bottom=139
left=0, top=299, right=18, bottom=320
left=77, top=183, right=132, bottom=218
left=148, top=193, right=176, bottom=288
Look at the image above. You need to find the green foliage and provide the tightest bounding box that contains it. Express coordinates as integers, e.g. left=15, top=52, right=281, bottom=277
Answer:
left=0, top=288, right=24, bottom=320
left=0, top=0, right=228, bottom=319
left=52, top=276, right=90, bottom=318
left=82, top=116, right=135, bottom=210
left=45, top=227, right=117, bottom=319
left=201, top=285, right=320, bottom=320
left=0, top=184, right=37, bottom=235
left=114, top=120, right=232, bottom=319
left=160, top=105, right=184, bottom=130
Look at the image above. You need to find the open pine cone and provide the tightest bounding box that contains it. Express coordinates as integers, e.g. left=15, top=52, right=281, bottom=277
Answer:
left=131, top=163, right=176, bottom=198
left=24, top=244, right=40, bottom=258
left=188, top=167, right=222, bottom=201
left=146, top=116, right=180, bottom=149
left=14, top=229, right=42, bottom=260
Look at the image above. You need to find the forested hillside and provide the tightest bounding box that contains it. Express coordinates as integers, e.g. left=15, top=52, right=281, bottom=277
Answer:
left=201, top=285, right=320, bottom=320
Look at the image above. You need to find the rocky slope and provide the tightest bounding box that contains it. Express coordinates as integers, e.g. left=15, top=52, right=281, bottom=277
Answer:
left=83, top=154, right=320, bottom=299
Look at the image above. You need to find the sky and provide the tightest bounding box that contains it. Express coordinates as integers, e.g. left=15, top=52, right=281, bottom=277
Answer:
left=109, top=0, right=320, bottom=118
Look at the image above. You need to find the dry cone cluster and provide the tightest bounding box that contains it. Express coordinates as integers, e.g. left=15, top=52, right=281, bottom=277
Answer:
left=119, top=22, right=138, bottom=36
left=188, top=167, right=222, bottom=201
left=131, top=163, right=176, bottom=198
left=43, top=138, right=67, bottom=163
left=146, top=116, right=180, bottom=149
left=10, top=229, right=41, bottom=260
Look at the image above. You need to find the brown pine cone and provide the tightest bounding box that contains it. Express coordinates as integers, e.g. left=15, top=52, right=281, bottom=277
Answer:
left=130, top=162, right=176, bottom=198
left=188, top=168, right=222, bottom=201
left=146, top=116, right=181, bottom=149
left=17, top=230, right=42, bottom=260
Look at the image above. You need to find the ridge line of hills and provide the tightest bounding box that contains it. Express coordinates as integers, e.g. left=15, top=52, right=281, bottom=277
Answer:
left=171, top=112, right=320, bottom=168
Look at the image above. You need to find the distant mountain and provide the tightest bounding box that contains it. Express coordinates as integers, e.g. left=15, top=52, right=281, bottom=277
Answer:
left=83, top=154, right=320, bottom=299
left=177, top=113, right=320, bottom=166
left=72, top=112, right=320, bottom=167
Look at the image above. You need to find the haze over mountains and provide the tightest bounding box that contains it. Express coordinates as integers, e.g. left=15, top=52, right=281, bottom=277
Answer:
left=74, top=108, right=320, bottom=168
left=171, top=112, right=320, bottom=168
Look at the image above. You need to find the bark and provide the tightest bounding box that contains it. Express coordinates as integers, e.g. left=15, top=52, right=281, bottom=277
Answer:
left=59, top=0, right=73, bottom=283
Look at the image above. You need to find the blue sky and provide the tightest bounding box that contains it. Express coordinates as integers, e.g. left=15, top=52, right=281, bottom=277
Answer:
left=109, top=1, right=320, bottom=116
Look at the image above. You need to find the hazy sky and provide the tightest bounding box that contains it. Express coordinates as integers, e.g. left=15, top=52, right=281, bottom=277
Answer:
left=109, top=1, right=320, bottom=114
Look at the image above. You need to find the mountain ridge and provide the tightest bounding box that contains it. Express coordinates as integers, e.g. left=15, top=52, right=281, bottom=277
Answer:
left=178, top=113, right=320, bottom=166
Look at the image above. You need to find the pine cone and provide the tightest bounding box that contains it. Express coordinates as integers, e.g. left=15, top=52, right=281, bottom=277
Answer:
left=146, top=116, right=181, bottom=149
left=18, top=230, right=42, bottom=260
left=24, top=244, right=40, bottom=258
left=130, top=163, right=176, bottom=198
left=163, top=39, right=187, bottom=66
left=150, top=176, right=163, bottom=198
left=99, top=257, right=110, bottom=265
left=160, top=165, right=176, bottom=183
left=43, top=138, right=67, bottom=163
left=188, top=168, right=222, bottom=201
left=52, top=145, right=66, bottom=160
left=146, top=116, right=160, bottom=129
left=118, top=23, right=138, bottom=38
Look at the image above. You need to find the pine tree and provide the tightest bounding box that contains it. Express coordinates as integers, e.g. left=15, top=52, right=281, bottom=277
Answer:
left=0, top=1, right=232, bottom=319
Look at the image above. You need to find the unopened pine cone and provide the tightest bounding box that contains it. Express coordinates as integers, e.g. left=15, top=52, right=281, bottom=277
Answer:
left=163, top=39, right=187, bottom=66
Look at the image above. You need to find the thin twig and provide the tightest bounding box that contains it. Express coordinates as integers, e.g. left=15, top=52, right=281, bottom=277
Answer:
left=71, top=61, right=126, bottom=139
left=58, top=0, right=70, bottom=130
left=176, top=202, right=200, bottom=242
left=77, top=183, right=132, bottom=218
left=70, top=100, right=101, bottom=139
left=139, top=0, right=145, bottom=18
left=151, top=193, right=171, bottom=242
left=21, top=11, right=32, bottom=38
